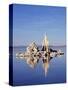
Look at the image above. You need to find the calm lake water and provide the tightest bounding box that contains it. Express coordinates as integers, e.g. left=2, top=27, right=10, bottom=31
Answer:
left=12, top=46, right=66, bottom=86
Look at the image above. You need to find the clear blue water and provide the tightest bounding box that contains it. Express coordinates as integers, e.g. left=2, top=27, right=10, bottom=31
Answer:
left=13, top=46, right=66, bottom=86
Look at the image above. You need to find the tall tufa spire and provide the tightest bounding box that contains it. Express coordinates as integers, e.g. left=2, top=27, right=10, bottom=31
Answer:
left=42, top=33, right=49, bottom=52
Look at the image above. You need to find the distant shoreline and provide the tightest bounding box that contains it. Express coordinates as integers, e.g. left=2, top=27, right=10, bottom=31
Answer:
left=9, top=45, right=66, bottom=48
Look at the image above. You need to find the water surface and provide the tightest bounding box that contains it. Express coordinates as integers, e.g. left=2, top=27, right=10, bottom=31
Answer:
left=12, top=46, right=66, bottom=86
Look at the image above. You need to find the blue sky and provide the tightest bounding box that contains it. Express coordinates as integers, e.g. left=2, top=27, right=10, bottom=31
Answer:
left=13, top=4, right=66, bottom=46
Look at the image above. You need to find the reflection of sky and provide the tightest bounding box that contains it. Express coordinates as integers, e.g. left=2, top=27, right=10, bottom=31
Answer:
left=13, top=4, right=66, bottom=46
left=13, top=46, right=66, bottom=86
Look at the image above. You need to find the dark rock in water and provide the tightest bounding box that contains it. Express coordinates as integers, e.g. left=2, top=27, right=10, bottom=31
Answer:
left=49, top=48, right=57, bottom=52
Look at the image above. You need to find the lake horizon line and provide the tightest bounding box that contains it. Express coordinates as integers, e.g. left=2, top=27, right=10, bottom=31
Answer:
left=10, top=45, right=66, bottom=48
